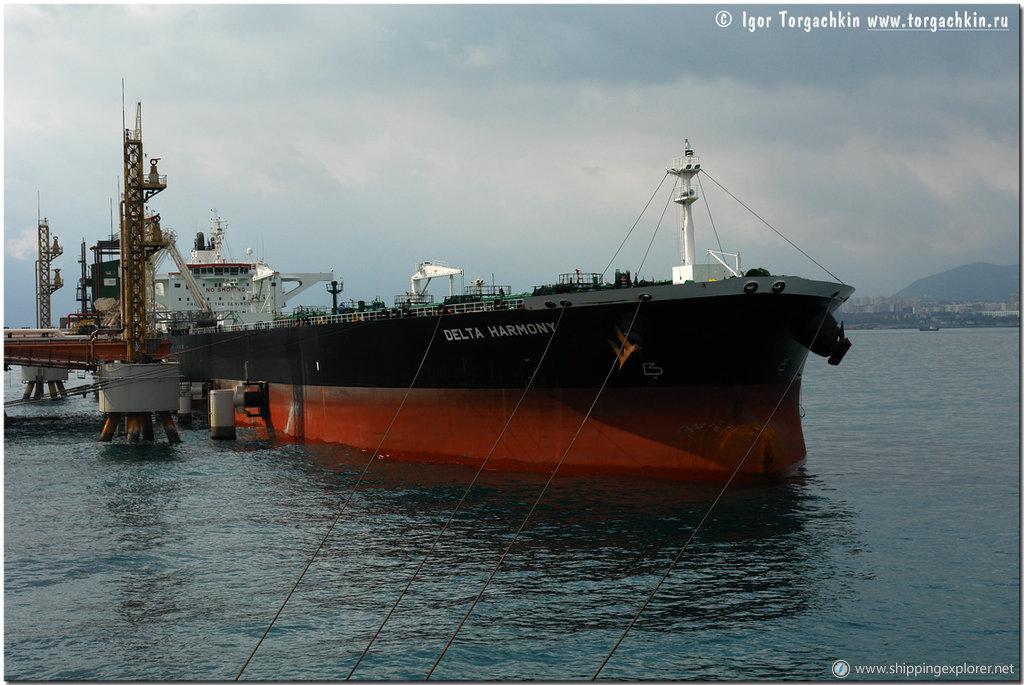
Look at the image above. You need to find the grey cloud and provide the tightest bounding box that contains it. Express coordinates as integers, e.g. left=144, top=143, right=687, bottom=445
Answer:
left=3, top=4, right=1019, bottom=327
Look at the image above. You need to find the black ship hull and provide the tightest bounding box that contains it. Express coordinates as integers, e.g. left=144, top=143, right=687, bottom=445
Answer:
left=171, top=276, right=853, bottom=480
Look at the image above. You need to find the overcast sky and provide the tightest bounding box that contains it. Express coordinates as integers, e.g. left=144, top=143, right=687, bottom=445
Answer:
left=4, top=3, right=1020, bottom=327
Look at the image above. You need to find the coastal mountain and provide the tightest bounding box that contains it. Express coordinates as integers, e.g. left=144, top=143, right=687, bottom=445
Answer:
left=896, top=263, right=1019, bottom=302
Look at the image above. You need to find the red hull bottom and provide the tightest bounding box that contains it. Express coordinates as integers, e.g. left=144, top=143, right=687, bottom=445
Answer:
left=224, top=382, right=807, bottom=482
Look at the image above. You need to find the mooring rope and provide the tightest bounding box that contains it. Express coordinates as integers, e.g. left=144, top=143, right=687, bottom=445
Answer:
left=602, top=173, right=670, bottom=281
left=695, top=172, right=725, bottom=256
left=426, top=296, right=647, bottom=680
left=165, top=329, right=261, bottom=363
left=6, top=312, right=435, bottom=411
left=5, top=379, right=103, bottom=407
left=235, top=310, right=448, bottom=681
left=632, top=185, right=675, bottom=282
left=4, top=362, right=187, bottom=408
left=5, top=327, right=255, bottom=409
left=699, top=168, right=843, bottom=284
left=591, top=306, right=834, bottom=680
left=345, top=306, right=567, bottom=680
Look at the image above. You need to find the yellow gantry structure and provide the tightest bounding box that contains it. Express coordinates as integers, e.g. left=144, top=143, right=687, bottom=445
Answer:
left=35, top=217, right=63, bottom=329
left=120, top=102, right=167, bottom=363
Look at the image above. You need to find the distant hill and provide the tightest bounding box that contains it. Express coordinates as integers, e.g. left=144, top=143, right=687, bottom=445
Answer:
left=896, top=262, right=1019, bottom=302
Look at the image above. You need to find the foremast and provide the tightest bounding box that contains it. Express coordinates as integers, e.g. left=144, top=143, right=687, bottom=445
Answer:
left=666, top=140, right=742, bottom=284
left=668, top=139, right=700, bottom=285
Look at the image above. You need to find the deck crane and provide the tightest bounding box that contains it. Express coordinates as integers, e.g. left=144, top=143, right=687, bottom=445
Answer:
left=409, top=260, right=463, bottom=303
left=157, top=229, right=212, bottom=314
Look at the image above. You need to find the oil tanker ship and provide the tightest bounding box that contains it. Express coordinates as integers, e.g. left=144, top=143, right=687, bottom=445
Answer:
left=170, top=142, right=853, bottom=481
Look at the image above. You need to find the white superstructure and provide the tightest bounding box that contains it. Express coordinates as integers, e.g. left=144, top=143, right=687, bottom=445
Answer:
left=153, top=211, right=333, bottom=327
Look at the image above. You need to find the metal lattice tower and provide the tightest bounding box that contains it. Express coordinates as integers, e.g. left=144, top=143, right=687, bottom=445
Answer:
left=35, top=217, right=63, bottom=329
left=120, top=101, right=167, bottom=362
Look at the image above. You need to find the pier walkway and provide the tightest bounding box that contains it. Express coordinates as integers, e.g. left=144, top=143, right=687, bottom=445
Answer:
left=3, top=329, right=170, bottom=372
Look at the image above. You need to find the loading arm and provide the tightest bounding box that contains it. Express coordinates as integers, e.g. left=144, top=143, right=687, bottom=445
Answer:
left=162, top=232, right=212, bottom=312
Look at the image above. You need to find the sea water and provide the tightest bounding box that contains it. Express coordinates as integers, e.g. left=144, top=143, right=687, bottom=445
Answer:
left=4, top=327, right=1019, bottom=680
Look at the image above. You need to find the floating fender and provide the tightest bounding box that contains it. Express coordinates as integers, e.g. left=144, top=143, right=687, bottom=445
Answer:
left=209, top=389, right=236, bottom=440
left=177, top=393, right=193, bottom=425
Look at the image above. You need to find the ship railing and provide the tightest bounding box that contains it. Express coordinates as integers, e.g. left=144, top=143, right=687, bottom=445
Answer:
left=394, top=293, right=435, bottom=306
left=671, top=155, right=701, bottom=171
left=195, top=298, right=526, bottom=334
left=464, top=283, right=512, bottom=297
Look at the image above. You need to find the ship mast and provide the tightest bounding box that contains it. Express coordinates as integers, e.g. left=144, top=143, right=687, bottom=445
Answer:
left=667, top=139, right=700, bottom=284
